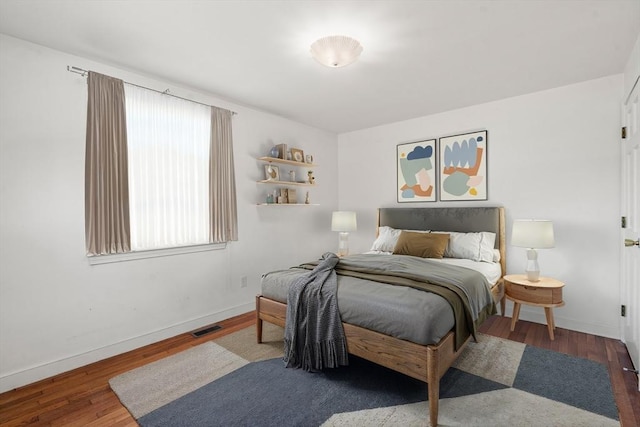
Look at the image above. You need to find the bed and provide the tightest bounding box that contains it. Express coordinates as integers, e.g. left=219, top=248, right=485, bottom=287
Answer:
left=256, top=206, right=506, bottom=427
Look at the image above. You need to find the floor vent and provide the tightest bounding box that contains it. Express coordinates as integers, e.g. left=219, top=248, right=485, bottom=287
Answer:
left=191, top=324, right=222, bottom=338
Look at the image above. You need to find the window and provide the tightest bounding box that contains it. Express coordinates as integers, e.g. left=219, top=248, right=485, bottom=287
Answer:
left=84, top=71, right=237, bottom=259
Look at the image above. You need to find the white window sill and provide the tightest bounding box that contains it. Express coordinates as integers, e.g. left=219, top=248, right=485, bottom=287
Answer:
left=87, top=243, right=226, bottom=265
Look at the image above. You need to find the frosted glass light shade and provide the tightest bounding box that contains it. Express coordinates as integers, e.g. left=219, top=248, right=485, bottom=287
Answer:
left=310, top=35, right=363, bottom=68
left=331, top=211, right=357, bottom=232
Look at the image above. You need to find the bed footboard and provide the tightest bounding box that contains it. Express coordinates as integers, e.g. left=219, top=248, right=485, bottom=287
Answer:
left=255, top=295, right=469, bottom=427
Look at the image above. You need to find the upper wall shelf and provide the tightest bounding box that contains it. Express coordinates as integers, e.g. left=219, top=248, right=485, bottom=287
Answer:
left=258, top=157, right=317, bottom=167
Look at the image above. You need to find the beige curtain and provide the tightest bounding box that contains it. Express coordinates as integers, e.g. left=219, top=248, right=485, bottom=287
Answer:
left=85, top=72, right=131, bottom=255
left=209, top=107, right=238, bottom=242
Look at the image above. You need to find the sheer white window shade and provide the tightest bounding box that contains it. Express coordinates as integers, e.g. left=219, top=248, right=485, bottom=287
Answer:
left=124, top=84, right=211, bottom=251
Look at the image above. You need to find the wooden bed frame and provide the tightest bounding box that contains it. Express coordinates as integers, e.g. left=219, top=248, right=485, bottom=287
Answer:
left=256, top=207, right=506, bottom=427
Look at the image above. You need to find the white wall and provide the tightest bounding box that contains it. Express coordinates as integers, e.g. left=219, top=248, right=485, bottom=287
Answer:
left=623, top=33, right=639, bottom=102
left=0, top=34, right=339, bottom=392
left=338, top=75, right=623, bottom=339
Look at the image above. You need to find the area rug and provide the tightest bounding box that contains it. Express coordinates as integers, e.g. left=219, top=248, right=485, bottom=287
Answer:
left=109, top=323, right=619, bottom=426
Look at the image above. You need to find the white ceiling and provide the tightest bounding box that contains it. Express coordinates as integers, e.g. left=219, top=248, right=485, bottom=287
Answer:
left=1, top=0, right=638, bottom=133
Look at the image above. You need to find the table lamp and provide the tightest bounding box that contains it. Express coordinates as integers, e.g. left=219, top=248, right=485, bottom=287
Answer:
left=331, top=211, right=357, bottom=256
left=511, top=219, right=555, bottom=282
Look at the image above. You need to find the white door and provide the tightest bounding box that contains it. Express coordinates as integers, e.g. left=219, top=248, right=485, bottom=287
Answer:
left=621, top=77, right=640, bottom=389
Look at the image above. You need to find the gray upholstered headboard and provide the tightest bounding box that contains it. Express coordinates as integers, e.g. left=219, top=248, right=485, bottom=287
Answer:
left=378, top=207, right=506, bottom=275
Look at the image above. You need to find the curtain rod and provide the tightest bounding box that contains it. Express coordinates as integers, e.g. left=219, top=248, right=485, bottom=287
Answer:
left=66, top=66, right=238, bottom=115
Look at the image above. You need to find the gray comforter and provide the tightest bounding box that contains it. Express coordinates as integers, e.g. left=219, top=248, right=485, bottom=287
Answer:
left=262, top=253, right=496, bottom=348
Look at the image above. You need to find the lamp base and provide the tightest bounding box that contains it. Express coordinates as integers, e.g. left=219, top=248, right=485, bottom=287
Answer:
left=525, top=270, right=540, bottom=282
left=337, top=232, right=349, bottom=257
left=525, top=248, right=540, bottom=282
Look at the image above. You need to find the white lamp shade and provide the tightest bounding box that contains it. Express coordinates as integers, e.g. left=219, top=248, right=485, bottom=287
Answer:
left=511, top=220, right=555, bottom=249
left=332, top=211, right=357, bottom=232
left=310, top=35, right=363, bottom=68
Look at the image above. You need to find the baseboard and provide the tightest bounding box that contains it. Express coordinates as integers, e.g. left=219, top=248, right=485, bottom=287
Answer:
left=0, top=302, right=254, bottom=394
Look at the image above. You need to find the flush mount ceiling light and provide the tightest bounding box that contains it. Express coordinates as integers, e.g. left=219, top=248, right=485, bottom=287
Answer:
left=310, top=35, right=363, bottom=68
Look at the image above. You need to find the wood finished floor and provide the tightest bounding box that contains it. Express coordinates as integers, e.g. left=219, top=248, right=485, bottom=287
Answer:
left=1, top=312, right=638, bottom=426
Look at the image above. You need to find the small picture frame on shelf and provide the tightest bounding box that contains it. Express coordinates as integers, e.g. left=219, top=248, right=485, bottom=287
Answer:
left=290, top=148, right=304, bottom=163
left=264, top=164, right=279, bottom=181
left=287, top=188, right=297, bottom=204
left=280, top=188, right=288, bottom=203
left=305, top=154, right=314, bottom=164
left=275, top=143, right=287, bottom=159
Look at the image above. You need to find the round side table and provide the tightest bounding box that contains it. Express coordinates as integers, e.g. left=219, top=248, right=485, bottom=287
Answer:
left=504, top=274, right=565, bottom=340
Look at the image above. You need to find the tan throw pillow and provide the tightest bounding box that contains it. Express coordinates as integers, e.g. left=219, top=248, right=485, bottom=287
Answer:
left=393, top=231, right=450, bottom=259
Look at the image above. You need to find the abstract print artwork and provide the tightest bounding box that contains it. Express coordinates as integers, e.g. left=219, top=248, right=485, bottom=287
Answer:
left=397, top=139, right=436, bottom=202
left=439, top=131, right=488, bottom=201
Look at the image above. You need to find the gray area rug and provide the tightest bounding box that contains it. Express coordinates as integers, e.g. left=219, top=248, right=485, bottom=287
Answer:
left=109, top=323, right=619, bottom=426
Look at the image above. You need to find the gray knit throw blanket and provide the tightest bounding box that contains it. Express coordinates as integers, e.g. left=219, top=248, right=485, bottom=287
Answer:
left=283, top=252, right=349, bottom=371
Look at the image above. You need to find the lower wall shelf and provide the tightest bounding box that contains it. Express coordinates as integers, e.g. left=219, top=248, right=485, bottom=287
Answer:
left=257, top=203, right=320, bottom=206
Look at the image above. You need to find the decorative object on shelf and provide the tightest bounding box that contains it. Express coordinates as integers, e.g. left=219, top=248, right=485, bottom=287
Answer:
left=269, top=146, right=279, bottom=158
left=511, top=219, right=555, bottom=282
left=287, top=188, right=297, bottom=204
left=290, top=148, right=304, bottom=163
left=286, top=150, right=292, bottom=161
left=438, top=130, right=488, bottom=201
left=397, top=139, right=436, bottom=203
left=289, top=170, right=296, bottom=182
left=332, top=211, right=357, bottom=256
left=310, top=35, right=363, bottom=68
left=275, top=143, right=287, bottom=159
left=279, top=188, right=288, bottom=203
left=306, top=154, right=314, bottom=164
left=305, top=191, right=310, bottom=204
left=307, top=170, right=315, bottom=184
left=266, top=193, right=274, bottom=204
left=264, top=164, right=279, bottom=181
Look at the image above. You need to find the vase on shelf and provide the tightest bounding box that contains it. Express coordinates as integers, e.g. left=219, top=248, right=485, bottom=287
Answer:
left=269, top=146, right=279, bottom=158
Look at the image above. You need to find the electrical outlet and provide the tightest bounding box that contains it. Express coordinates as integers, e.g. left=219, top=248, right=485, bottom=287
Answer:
left=241, top=276, right=248, bottom=288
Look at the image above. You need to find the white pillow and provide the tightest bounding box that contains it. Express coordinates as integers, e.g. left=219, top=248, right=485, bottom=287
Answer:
left=370, top=226, right=402, bottom=252
left=492, top=249, right=501, bottom=263
left=479, top=232, right=497, bottom=263
left=370, top=226, right=430, bottom=253
left=432, top=231, right=496, bottom=263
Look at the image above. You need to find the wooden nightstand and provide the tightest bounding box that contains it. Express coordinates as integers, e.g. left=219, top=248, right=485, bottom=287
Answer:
left=504, top=274, right=565, bottom=340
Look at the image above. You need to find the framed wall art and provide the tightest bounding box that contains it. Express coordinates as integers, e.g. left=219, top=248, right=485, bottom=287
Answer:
left=397, top=139, right=436, bottom=203
left=275, top=143, right=287, bottom=159
left=438, top=130, right=487, bottom=201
